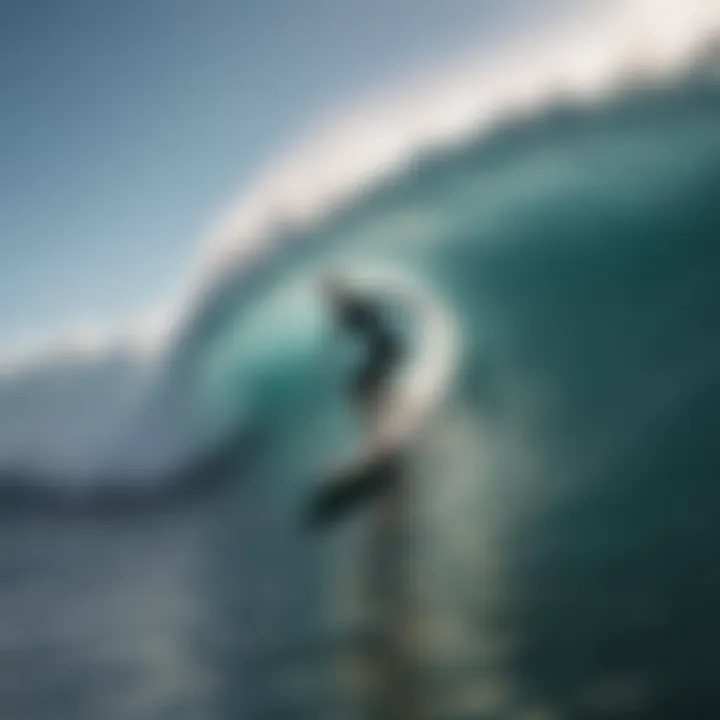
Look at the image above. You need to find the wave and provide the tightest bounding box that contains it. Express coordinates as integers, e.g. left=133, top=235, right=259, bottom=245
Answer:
left=1, top=3, right=719, bottom=500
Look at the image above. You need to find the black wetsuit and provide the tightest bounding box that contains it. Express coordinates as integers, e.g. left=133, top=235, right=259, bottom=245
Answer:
left=306, top=292, right=404, bottom=529
left=335, top=295, right=403, bottom=408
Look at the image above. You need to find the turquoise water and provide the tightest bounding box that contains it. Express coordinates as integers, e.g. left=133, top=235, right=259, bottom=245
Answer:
left=1, top=70, right=720, bottom=718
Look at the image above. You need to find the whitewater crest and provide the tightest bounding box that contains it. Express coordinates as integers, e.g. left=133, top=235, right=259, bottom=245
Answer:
left=0, top=0, right=719, bottom=495
left=202, top=0, right=720, bottom=273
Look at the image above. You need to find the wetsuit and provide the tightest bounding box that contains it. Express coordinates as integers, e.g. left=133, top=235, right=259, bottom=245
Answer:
left=306, top=291, right=404, bottom=528
left=334, top=294, right=403, bottom=411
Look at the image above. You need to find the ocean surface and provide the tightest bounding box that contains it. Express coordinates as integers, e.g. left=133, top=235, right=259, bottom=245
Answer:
left=2, top=53, right=720, bottom=719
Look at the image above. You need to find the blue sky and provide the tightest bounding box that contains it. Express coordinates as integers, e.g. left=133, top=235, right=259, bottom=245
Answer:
left=0, top=0, right=578, bottom=352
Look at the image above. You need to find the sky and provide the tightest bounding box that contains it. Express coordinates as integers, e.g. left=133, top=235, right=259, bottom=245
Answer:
left=0, top=0, right=585, bottom=354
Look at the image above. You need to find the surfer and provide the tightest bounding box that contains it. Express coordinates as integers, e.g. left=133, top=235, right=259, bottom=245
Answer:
left=306, top=275, right=407, bottom=528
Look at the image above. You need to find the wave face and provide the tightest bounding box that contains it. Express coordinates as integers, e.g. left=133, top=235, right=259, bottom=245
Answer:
left=1, top=40, right=720, bottom=498
left=191, top=57, right=720, bottom=484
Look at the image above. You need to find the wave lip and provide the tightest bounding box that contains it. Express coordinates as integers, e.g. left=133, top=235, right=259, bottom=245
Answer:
left=202, top=0, right=720, bottom=272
